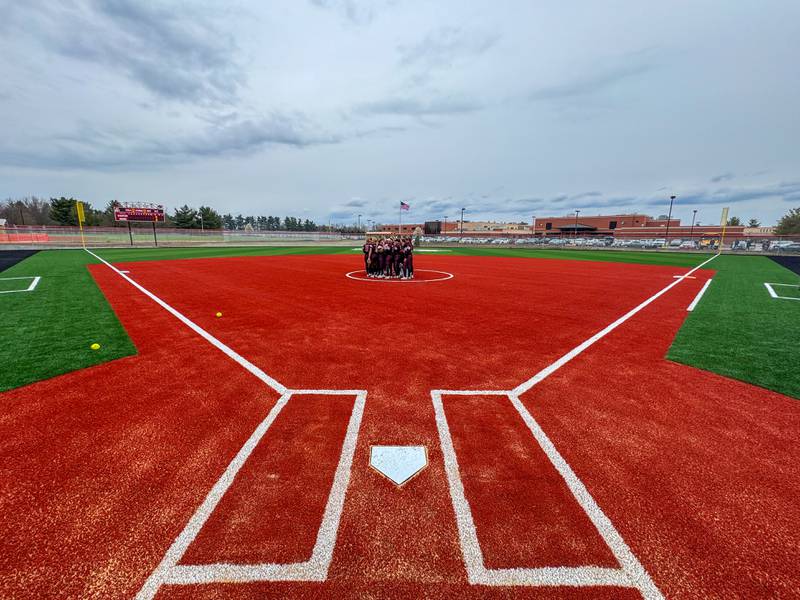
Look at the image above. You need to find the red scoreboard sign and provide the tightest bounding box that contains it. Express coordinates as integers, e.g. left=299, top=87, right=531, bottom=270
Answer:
left=113, top=203, right=166, bottom=222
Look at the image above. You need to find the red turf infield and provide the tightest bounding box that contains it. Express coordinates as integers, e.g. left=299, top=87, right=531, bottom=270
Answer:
left=1, top=254, right=798, bottom=599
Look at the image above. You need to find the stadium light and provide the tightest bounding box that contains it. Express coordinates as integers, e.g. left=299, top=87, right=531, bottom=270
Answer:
left=574, top=210, right=580, bottom=240
left=358, top=214, right=362, bottom=231
left=665, top=195, right=676, bottom=247
left=460, top=207, right=465, bottom=236
left=690, top=209, right=698, bottom=243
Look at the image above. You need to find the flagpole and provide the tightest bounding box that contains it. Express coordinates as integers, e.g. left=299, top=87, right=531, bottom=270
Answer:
left=399, top=202, right=402, bottom=235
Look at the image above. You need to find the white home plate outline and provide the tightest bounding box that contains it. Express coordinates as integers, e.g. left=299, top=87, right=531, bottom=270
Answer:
left=430, top=253, right=718, bottom=599
left=345, top=269, right=454, bottom=282
left=0, top=275, right=41, bottom=294
left=83, top=250, right=367, bottom=600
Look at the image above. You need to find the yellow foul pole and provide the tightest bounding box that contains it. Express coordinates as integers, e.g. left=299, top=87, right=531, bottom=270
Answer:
left=76, top=200, right=86, bottom=248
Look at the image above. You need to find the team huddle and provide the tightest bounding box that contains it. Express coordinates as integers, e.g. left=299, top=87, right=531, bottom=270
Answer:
left=362, top=236, right=415, bottom=279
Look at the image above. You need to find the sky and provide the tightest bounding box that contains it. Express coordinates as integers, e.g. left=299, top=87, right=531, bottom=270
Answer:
left=1, top=0, right=798, bottom=227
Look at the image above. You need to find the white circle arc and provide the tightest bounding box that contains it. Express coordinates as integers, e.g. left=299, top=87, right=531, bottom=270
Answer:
left=345, top=269, right=454, bottom=283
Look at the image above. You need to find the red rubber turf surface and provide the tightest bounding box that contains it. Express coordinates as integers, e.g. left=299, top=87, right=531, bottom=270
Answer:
left=1, top=254, right=798, bottom=599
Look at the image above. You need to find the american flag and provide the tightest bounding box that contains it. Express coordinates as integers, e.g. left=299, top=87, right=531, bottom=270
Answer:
left=400, top=201, right=410, bottom=211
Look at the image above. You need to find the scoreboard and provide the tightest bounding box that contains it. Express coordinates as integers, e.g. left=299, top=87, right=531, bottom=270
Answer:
left=114, top=203, right=166, bottom=222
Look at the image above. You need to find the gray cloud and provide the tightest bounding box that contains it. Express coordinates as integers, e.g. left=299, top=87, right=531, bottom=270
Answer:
left=528, top=52, right=657, bottom=102
left=0, top=113, right=340, bottom=170
left=398, top=27, right=499, bottom=70
left=710, top=172, right=735, bottom=183
left=309, top=0, right=392, bottom=25
left=10, top=1, right=243, bottom=105
left=356, top=96, right=483, bottom=118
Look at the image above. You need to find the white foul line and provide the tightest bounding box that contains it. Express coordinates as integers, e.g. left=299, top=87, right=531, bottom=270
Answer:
left=513, top=253, right=718, bottom=396
left=84, top=248, right=286, bottom=394
left=687, top=279, right=712, bottom=311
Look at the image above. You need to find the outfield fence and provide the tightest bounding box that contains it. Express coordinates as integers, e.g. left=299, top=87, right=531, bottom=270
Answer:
left=1, top=224, right=798, bottom=254
left=0, top=225, right=354, bottom=248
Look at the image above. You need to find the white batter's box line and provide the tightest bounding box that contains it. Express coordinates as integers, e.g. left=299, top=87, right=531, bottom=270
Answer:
left=431, top=390, right=663, bottom=599
left=764, top=282, right=800, bottom=301
left=136, top=389, right=367, bottom=599
left=0, top=275, right=41, bottom=294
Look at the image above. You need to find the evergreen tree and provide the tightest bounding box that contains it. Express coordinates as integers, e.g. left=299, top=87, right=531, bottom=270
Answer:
left=747, top=218, right=761, bottom=227
left=198, top=206, right=223, bottom=229
left=49, top=197, right=78, bottom=225
left=775, top=207, right=800, bottom=235
left=173, top=205, right=198, bottom=228
left=726, top=216, right=742, bottom=226
left=222, top=213, right=235, bottom=230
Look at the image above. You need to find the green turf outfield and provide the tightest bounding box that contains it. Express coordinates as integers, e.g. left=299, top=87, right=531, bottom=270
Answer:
left=0, top=250, right=136, bottom=392
left=1, top=246, right=797, bottom=399
left=667, top=255, right=800, bottom=398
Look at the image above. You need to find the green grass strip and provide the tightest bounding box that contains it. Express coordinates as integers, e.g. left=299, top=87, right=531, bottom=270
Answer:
left=0, top=250, right=136, bottom=392
left=668, top=255, right=800, bottom=399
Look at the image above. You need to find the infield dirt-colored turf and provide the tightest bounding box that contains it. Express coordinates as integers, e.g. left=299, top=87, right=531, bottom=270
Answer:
left=1, top=253, right=798, bottom=599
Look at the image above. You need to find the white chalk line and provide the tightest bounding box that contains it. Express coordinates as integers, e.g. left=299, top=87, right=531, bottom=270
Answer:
left=687, top=279, right=712, bottom=311
left=512, top=253, right=718, bottom=396
left=0, top=275, right=41, bottom=294
left=84, top=250, right=367, bottom=596
left=431, top=254, right=718, bottom=596
left=85, top=248, right=286, bottom=394
left=345, top=269, right=454, bottom=283
left=764, top=282, right=800, bottom=301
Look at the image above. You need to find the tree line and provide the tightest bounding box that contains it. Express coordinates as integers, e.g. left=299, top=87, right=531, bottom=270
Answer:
left=0, top=197, right=323, bottom=231
left=2, top=196, right=799, bottom=234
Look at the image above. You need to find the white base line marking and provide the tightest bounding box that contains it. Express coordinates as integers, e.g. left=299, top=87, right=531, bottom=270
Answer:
left=764, top=282, right=800, bottom=301
left=84, top=248, right=286, bottom=394
left=512, top=253, right=718, bottom=396
left=0, top=275, right=41, bottom=294
left=687, top=279, right=712, bottom=311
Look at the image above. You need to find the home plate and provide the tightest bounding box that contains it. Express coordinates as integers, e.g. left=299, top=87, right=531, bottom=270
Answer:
left=370, top=446, right=428, bottom=486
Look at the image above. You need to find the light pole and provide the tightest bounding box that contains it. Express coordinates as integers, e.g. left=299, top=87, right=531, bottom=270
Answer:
left=574, top=210, right=580, bottom=241
left=198, top=212, right=204, bottom=232
left=532, top=215, right=536, bottom=236
left=460, top=207, right=465, bottom=236
left=443, top=216, right=447, bottom=236
left=690, top=209, right=697, bottom=244
left=664, top=195, right=676, bottom=246
left=358, top=214, right=362, bottom=232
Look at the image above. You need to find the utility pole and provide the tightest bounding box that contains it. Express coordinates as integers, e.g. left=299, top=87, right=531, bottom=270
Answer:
left=664, top=195, right=676, bottom=247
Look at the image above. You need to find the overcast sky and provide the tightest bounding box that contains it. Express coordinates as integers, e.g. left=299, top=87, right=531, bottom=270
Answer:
left=1, top=0, right=798, bottom=226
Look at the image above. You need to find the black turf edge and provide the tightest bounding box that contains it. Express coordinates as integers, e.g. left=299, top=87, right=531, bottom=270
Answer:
left=0, top=250, right=39, bottom=274
left=769, top=255, right=800, bottom=276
